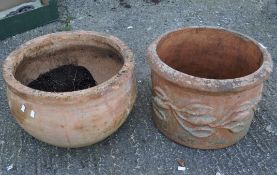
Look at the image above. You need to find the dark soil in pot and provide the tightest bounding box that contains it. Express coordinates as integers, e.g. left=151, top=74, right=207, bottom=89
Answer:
left=28, top=64, right=97, bottom=92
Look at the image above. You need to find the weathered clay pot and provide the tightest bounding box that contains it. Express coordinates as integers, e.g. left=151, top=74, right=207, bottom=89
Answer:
left=3, top=31, right=137, bottom=148
left=147, top=27, right=273, bottom=149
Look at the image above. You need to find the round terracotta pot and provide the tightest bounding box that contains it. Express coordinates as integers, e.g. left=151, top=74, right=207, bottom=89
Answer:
left=147, top=27, right=273, bottom=149
left=3, top=31, right=137, bottom=148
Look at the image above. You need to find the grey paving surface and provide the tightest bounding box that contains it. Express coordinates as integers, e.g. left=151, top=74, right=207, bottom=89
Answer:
left=0, top=0, right=277, bottom=174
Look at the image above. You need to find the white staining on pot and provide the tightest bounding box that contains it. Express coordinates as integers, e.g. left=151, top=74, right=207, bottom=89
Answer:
left=20, top=104, right=36, bottom=119
left=30, top=110, right=36, bottom=118
left=20, top=104, right=25, bottom=112
left=259, top=43, right=267, bottom=49
left=8, top=100, right=11, bottom=108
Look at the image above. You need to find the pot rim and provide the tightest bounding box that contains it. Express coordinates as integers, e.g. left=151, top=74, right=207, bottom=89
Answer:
left=147, top=26, right=273, bottom=93
left=3, top=31, right=134, bottom=101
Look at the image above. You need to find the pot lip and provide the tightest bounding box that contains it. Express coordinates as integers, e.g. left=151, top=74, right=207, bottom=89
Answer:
left=3, top=30, right=134, bottom=101
left=147, top=26, right=273, bottom=93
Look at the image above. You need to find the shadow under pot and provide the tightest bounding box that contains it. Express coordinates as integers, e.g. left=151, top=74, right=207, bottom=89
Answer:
left=147, top=27, right=273, bottom=149
left=3, top=31, right=137, bottom=148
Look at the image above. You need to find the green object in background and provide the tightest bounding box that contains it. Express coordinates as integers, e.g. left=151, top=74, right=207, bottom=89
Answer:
left=0, top=0, right=59, bottom=40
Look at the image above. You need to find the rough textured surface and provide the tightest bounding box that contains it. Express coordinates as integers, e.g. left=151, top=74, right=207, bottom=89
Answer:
left=0, top=0, right=276, bottom=174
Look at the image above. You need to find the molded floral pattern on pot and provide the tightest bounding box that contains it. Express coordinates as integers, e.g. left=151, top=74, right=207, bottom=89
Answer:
left=153, top=87, right=261, bottom=138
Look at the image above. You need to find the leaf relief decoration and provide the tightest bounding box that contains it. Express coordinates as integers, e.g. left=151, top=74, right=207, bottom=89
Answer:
left=152, top=86, right=261, bottom=137
left=152, top=87, right=171, bottom=121
left=220, top=96, right=261, bottom=133
left=174, top=110, right=216, bottom=138
left=152, top=87, right=216, bottom=138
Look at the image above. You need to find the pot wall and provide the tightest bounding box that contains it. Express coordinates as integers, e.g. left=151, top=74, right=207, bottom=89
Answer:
left=151, top=71, right=263, bottom=149
left=6, top=72, right=136, bottom=148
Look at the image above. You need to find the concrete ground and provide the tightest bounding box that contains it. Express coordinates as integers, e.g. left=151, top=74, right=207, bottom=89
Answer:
left=0, top=0, right=277, bottom=174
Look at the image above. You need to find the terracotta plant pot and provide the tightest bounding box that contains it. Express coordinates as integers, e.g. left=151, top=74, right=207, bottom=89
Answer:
left=3, top=31, right=137, bottom=148
left=147, top=27, right=273, bottom=149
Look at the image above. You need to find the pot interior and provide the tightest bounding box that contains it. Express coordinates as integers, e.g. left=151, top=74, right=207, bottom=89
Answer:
left=15, top=38, right=124, bottom=91
left=156, top=28, right=263, bottom=79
